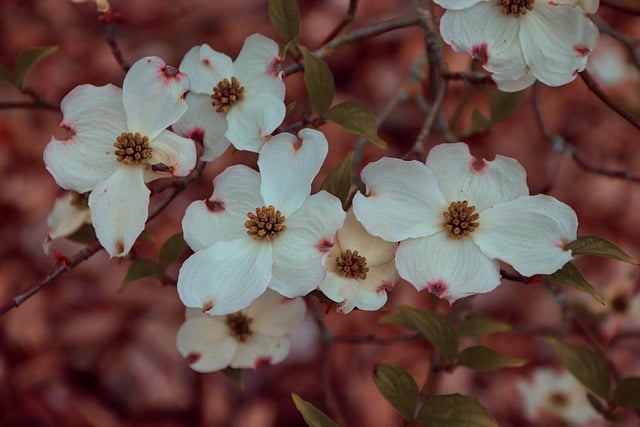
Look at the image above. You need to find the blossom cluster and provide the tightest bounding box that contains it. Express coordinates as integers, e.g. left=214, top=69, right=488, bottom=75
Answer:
left=44, top=25, right=583, bottom=373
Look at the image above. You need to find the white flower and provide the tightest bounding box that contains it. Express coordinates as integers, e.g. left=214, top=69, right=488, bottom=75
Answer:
left=353, top=143, right=578, bottom=303
left=45, top=191, right=91, bottom=246
left=176, top=290, right=306, bottom=372
left=44, top=57, right=196, bottom=257
left=70, top=0, right=110, bottom=12
left=319, top=209, right=399, bottom=314
left=517, top=368, right=601, bottom=426
left=177, top=129, right=346, bottom=316
left=435, top=0, right=599, bottom=92
left=173, top=34, right=285, bottom=160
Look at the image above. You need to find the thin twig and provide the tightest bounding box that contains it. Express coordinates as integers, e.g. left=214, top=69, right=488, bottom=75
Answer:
left=332, top=332, right=421, bottom=345
left=600, top=0, right=640, bottom=15
left=318, top=0, right=359, bottom=47
left=106, top=23, right=130, bottom=72
left=579, top=70, right=640, bottom=132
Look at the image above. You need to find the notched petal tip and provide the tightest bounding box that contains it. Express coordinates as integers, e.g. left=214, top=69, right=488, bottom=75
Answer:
left=315, top=238, right=334, bottom=254
left=186, top=351, right=202, bottom=364
left=471, top=42, right=488, bottom=65
left=205, top=199, right=225, bottom=213
left=426, top=280, right=449, bottom=299
left=202, top=299, right=215, bottom=313
left=573, top=44, right=591, bottom=58
left=114, top=239, right=125, bottom=256
left=254, top=356, right=273, bottom=369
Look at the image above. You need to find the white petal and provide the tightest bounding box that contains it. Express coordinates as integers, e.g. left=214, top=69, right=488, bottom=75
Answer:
left=353, top=261, right=398, bottom=311
left=258, top=129, right=328, bottom=216
left=246, top=290, right=306, bottom=336
left=179, top=44, right=233, bottom=95
left=123, top=56, right=190, bottom=139
left=231, top=334, right=291, bottom=369
left=472, top=194, right=577, bottom=276
left=494, top=70, right=537, bottom=92
left=234, top=34, right=285, bottom=100
left=146, top=130, right=196, bottom=178
left=46, top=192, right=91, bottom=240
left=172, top=93, right=230, bottom=162
left=426, top=143, right=529, bottom=212
left=225, top=93, right=286, bottom=152
left=578, top=0, right=599, bottom=13
left=319, top=273, right=351, bottom=304
left=396, top=232, right=501, bottom=303
left=182, top=165, right=263, bottom=251
left=177, top=239, right=273, bottom=315
left=352, top=157, right=446, bottom=242
left=176, top=317, right=236, bottom=372
left=433, top=0, right=487, bottom=9
left=89, top=166, right=149, bottom=257
left=336, top=210, right=397, bottom=267
left=520, top=2, right=599, bottom=87
left=440, top=4, right=530, bottom=83
left=270, top=191, right=346, bottom=297
left=44, top=84, right=123, bottom=192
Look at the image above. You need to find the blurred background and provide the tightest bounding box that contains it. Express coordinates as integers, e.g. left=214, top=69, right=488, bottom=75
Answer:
left=1, top=0, right=640, bottom=425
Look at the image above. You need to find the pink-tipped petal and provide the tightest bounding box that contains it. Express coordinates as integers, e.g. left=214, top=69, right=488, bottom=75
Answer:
left=225, top=93, right=286, bottom=152
left=147, top=130, right=196, bottom=178
left=353, top=157, right=446, bottom=242
left=234, top=34, right=285, bottom=99
left=472, top=195, right=578, bottom=276
left=176, top=317, right=236, bottom=372
left=88, top=166, right=149, bottom=257
left=258, top=129, right=328, bottom=216
left=177, top=239, right=273, bottom=316
left=179, top=44, right=233, bottom=95
left=247, top=290, right=306, bottom=336
left=232, top=335, right=291, bottom=369
left=123, top=56, right=190, bottom=139
left=426, top=143, right=528, bottom=212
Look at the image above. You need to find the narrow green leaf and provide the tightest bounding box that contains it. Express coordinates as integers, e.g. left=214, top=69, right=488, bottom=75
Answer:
left=291, top=394, right=339, bottom=427
left=66, top=223, right=98, bottom=245
left=121, top=258, right=164, bottom=287
left=548, top=338, right=612, bottom=399
left=416, top=394, right=498, bottom=427
left=0, top=64, right=15, bottom=87
left=158, top=232, right=188, bottom=269
left=269, top=0, right=301, bottom=45
left=567, top=235, right=639, bottom=264
left=325, top=101, right=387, bottom=148
left=457, top=313, right=510, bottom=337
left=489, top=90, right=525, bottom=123
left=544, top=262, right=603, bottom=304
left=14, top=46, right=58, bottom=89
left=457, top=346, right=527, bottom=371
left=398, top=306, right=458, bottom=363
left=379, top=310, right=414, bottom=330
left=465, top=110, right=491, bottom=135
left=612, top=377, right=640, bottom=410
left=372, top=364, right=419, bottom=420
left=320, top=152, right=353, bottom=206
left=300, top=46, right=334, bottom=115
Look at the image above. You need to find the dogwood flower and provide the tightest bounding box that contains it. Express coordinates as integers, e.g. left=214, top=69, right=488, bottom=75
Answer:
left=176, top=290, right=306, bottom=372
left=44, top=191, right=91, bottom=246
left=517, top=368, right=601, bottom=426
left=70, top=0, right=110, bottom=12
left=172, top=34, right=285, bottom=160
left=353, top=143, right=578, bottom=303
left=44, top=57, right=196, bottom=257
left=177, top=129, right=345, bottom=316
left=319, top=209, right=399, bottom=314
left=435, top=0, right=599, bottom=91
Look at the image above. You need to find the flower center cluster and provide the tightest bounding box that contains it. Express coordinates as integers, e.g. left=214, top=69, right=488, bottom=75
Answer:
left=245, top=205, right=286, bottom=240
left=336, top=249, right=369, bottom=280
left=225, top=312, right=253, bottom=342
left=443, top=200, right=480, bottom=239
left=114, top=132, right=152, bottom=165
left=211, top=76, right=245, bottom=113
left=497, top=0, right=534, bottom=17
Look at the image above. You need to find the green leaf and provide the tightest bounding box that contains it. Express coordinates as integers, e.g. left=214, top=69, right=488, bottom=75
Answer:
left=372, top=364, right=419, bottom=420
left=489, top=89, right=525, bottom=123
left=457, top=313, right=510, bottom=337
left=326, top=101, right=387, bottom=148
left=548, top=338, right=612, bottom=399
left=397, top=306, right=458, bottom=363
left=544, top=262, right=603, bottom=304
left=14, top=46, right=58, bottom=89
left=291, top=394, right=339, bottom=427
left=612, top=377, right=640, bottom=410
left=0, top=64, right=14, bottom=87
left=567, top=235, right=639, bottom=264
left=222, top=367, right=244, bottom=390
left=66, top=223, right=98, bottom=245
left=457, top=346, right=527, bottom=371
left=416, top=394, right=498, bottom=427
left=269, top=0, right=300, bottom=45
left=158, top=233, right=188, bottom=269
left=300, top=45, right=334, bottom=115
left=320, top=152, right=353, bottom=206
left=121, top=258, right=164, bottom=288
